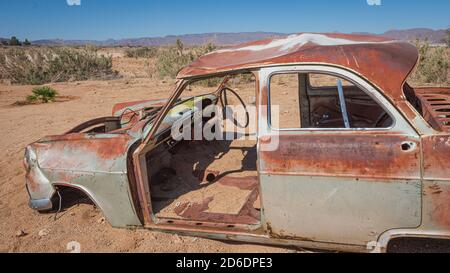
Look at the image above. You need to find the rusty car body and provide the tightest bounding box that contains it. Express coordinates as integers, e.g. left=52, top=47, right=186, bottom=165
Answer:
left=24, top=33, right=450, bottom=252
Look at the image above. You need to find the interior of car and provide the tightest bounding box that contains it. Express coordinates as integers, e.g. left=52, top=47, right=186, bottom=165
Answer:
left=145, top=74, right=260, bottom=228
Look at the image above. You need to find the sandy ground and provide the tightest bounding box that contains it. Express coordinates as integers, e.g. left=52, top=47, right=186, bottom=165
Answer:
left=0, top=52, right=293, bottom=253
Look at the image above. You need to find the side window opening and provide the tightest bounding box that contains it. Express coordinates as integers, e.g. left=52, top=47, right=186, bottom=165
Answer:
left=269, top=73, right=394, bottom=130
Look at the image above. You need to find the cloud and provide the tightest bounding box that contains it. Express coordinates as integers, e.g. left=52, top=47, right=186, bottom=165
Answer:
left=367, top=0, right=381, bottom=6
left=67, top=0, right=81, bottom=6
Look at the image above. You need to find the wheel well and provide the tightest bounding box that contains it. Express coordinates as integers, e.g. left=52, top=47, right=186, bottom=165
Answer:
left=387, top=237, right=450, bottom=253
left=47, top=185, right=95, bottom=212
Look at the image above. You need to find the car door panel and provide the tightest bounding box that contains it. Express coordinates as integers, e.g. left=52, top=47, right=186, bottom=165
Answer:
left=258, top=66, right=422, bottom=246
left=259, top=133, right=422, bottom=245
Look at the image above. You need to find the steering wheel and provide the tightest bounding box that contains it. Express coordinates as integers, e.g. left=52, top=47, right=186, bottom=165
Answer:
left=218, top=87, right=250, bottom=129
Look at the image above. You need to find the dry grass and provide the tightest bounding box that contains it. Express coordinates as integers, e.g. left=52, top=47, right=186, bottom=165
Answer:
left=124, top=46, right=159, bottom=58
left=1, top=41, right=448, bottom=87
left=0, top=46, right=119, bottom=85
left=409, top=41, right=450, bottom=86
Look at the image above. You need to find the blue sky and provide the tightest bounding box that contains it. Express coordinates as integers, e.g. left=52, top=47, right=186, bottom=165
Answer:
left=0, top=0, right=449, bottom=40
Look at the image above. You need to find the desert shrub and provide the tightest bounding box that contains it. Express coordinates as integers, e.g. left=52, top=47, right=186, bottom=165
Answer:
left=26, top=86, right=58, bottom=103
left=156, top=41, right=217, bottom=79
left=155, top=46, right=193, bottom=78
left=125, top=46, right=158, bottom=58
left=411, top=40, right=449, bottom=84
left=0, top=46, right=118, bottom=85
left=234, top=73, right=255, bottom=84
left=191, top=72, right=256, bottom=90
left=9, top=36, right=21, bottom=46
left=445, top=28, right=450, bottom=48
left=194, top=77, right=223, bottom=87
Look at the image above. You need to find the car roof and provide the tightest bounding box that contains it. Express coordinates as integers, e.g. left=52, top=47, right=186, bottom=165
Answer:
left=177, top=33, right=419, bottom=102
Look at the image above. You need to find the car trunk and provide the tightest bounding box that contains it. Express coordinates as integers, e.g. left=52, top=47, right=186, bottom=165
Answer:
left=409, top=86, right=450, bottom=132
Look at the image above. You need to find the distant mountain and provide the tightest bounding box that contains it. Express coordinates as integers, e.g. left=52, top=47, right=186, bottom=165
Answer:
left=381, top=28, right=447, bottom=43
left=30, top=28, right=447, bottom=46
left=32, top=32, right=285, bottom=46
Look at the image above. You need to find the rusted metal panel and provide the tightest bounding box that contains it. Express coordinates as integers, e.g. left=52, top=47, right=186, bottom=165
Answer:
left=422, top=135, right=450, bottom=181
left=422, top=181, right=450, bottom=230
left=258, top=133, right=422, bottom=245
left=64, top=117, right=121, bottom=134
left=260, top=175, right=421, bottom=245
left=36, top=134, right=132, bottom=172
left=420, top=134, right=450, bottom=232
left=259, top=133, right=421, bottom=180
left=172, top=176, right=260, bottom=225
left=49, top=170, right=142, bottom=227
left=25, top=132, right=142, bottom=227
left=178, top=33, right=418, bottom=103
left=112, top=99, right=167, bottom=117
left=24, top=146, right=55, bottom=200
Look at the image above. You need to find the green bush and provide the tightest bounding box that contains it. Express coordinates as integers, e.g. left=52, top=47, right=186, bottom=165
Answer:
left=411, top=40, right=449, bottom=84
left=125, top=46, right=158, bottom=58
left=0, top=46, right=118, bottom=85
left=26, top=86, right=58, bottom=103
left=9, top=36, right=21, bottom=46
left=156, top=42, right=217, bottom=79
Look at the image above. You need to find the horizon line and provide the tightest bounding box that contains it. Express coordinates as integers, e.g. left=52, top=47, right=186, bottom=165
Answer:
left=1, top=27, right=447, bottom=42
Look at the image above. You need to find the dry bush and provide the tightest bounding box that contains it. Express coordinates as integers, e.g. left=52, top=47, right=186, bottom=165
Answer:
left=125, top=46, right=159, bottom=58
left=411, top=41, right=450, bottom=85
left=156, top=42, right=216, bottom=79
left=0, top=46, right=118, bottom=85
left=445, top=28, right=450, bottom=48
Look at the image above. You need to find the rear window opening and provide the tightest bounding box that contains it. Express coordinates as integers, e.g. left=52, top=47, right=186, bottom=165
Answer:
left=269, top=73, right=394, bottom=130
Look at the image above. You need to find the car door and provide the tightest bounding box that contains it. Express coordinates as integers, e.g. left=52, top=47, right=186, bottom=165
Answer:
left=257, top=65, right=422, bottom=246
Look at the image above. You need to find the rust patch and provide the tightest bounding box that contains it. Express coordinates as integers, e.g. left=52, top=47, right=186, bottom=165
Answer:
left=427, top=183, right=450, bottom=228
left=265, top=221, right=312, bottom=241
left=112, top=99, right=167, bottom=116
left=260, top=133, right=420, bottom=180
left=217, top=176, right=258, bottom=191
left=64, top=117, right=121, bottom=134
left=36, top=134, right=131, bottom=170
left=422, top=135, right=450, bottom=181
left=174, top=176, right=260, bottom=225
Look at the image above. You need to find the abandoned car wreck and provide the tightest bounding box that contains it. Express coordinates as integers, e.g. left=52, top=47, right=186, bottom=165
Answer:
left=24, top=33, right=450, bottom=252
